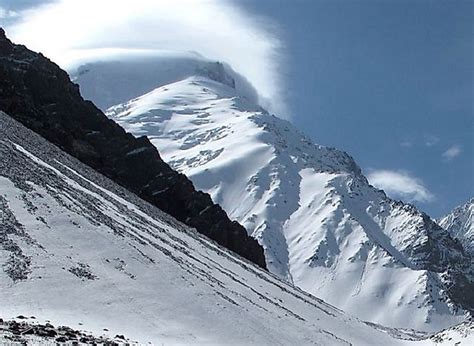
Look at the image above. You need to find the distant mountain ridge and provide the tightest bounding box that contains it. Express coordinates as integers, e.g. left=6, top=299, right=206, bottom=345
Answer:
left=103, top=70, right=473, bottom=331
left=438, top=199, right=474, bottom=257
left=0, top=28, right=265, bottom=268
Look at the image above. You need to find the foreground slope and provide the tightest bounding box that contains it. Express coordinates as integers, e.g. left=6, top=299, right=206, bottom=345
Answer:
left=0, top=112, right=429, bottom=345
left=106, top=75, right=473, bottom=332
left=438, top=199, right=474, bottom=257
left=0, top=28, right=265, bottom=268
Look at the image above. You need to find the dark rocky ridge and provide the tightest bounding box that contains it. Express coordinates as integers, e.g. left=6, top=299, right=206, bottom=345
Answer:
left=0, top=28, right=266, bottom=268
left=0, top=317, right=134, bottom=344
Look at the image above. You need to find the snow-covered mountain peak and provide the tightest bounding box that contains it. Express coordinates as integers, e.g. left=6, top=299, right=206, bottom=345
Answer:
left=438, top=199, right=474, bottom=256
left=105, top=75, right=473, bottom=332
left=72, top=55, right=259, bottom=110
left=108, top=76, right=364, bottom=177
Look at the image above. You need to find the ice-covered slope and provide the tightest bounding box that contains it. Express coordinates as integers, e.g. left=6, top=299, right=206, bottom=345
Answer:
left=106, top=75, right=473, bottom=332
left=0, top=111, right=431, bottom=345
left=438, top=199, right=474, bottom=256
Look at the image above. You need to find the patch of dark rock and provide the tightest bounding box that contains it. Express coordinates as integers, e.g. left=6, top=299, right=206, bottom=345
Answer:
left=68, top=263, right=98, bottom=280
left=0, top=317, right=134, bottom=344
left=0, top=196, right=34, bottom=282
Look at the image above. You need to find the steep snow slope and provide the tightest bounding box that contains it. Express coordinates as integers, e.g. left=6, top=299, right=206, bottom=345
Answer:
left=0, top=111, right=434, bottom=345
left=438, top=199, right=474, bottom=256
left=106, top=75, right=473, bottom=332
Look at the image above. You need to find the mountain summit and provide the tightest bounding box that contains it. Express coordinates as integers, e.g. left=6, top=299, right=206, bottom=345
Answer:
left=72, top=53, right=259, bottom=111
left=438, top=199, right=474, bottom=257
left=103, top=68, right=473, bottom=331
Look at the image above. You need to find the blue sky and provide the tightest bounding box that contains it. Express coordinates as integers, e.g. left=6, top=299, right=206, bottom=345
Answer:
left=1, top=0, right=472, bottom=217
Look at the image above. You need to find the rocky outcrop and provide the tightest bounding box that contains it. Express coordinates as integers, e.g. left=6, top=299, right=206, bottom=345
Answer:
left=0, top=317, right=134, bottom=345
left=0, top=28, right=266, bottom=268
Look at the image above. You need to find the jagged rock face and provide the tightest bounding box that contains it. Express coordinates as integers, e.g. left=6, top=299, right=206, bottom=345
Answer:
left=438, top=199, right=474, bottom=257
left=0, top=28, right=266, bottom=268
left=105, top=74, right=474, bottom=331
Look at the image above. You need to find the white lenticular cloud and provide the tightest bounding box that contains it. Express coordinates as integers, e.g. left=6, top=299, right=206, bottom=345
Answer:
left=6, top=0, right=286, bottom=116
left=442, top=145, right=462, bottom=161
left=367, top=169, right=435, bottom=203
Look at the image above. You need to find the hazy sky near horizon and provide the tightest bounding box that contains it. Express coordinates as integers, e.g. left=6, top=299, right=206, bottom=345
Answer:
left=1, top=0, right=472, bottom=217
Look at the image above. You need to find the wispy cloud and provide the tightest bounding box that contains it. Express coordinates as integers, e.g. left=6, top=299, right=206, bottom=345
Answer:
left=442, top=145, right=462, bottom=161
left=5, top=0, right=286, bottom=116
left=0, top=6, right=18, bottom=19
left=367, top=169, right=435, bottom=203
left=424, top=134, right=439, bottom=147
left=400, top=140, right=413, bottom=148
